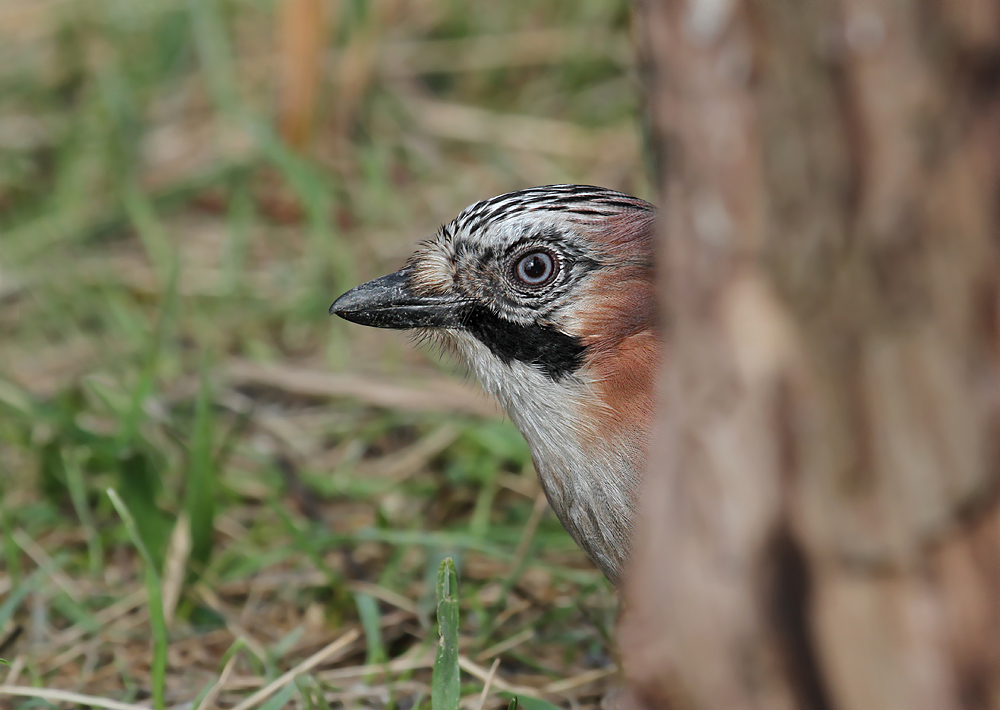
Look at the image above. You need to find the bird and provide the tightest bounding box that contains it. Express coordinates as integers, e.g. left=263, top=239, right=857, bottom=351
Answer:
left=331, top=185, right=657, bottom=585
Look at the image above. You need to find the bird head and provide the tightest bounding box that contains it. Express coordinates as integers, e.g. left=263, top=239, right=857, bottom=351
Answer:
left=331, top=185, right=658, bottom=583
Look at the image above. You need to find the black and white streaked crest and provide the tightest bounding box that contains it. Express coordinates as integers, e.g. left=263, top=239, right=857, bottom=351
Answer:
left=451, top=184, right=653, bottom=238
left=399, top=184, right=655, bottom=384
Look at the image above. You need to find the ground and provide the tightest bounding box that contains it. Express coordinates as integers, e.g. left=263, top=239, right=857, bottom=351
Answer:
left=0, top=1, right=649, bottom=707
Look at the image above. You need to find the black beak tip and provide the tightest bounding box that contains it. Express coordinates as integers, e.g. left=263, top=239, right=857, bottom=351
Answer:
left=329, top=270, right=460, bottom=330
left=329, top=283, right=371, bottom=321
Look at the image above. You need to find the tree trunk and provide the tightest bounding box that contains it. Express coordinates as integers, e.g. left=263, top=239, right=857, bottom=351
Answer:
left=622, top=2, right=1000, bottom=709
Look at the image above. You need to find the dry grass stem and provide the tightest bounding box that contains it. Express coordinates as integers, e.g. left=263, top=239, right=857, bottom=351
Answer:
left=161, top=511, right=192, bottom=627
left=277, top=0, right=326, bottom=149
left=193, top=651, right=239, bottom=710
left=0, top=686, right=152, bottom=710
left=511, top=492, right=550, bottom=568
left=404, top=98, right=636, bottom=160
left=195, top=586, right=269, bottom=661
left=375, top=28, right=630, bottom=75
left=458, top=656, right=540, bottom=696
left=543, top=667, right=616, bottom=693
left=48, top=589, right=148, bottom=648
left=2, top=657, right=25, bottom=686
left=225, top=360, right=501, bottom=418
left=345, top=580, right=420, bottom=615
left=361, top=423, right=461, bottom=480
left=315, top=652, right=433, bottom=681
left=229, top=628, right=362, bottom=710
left=13, top=529, right=84, bottom=603
left=475, top=628, right=535, bottom=662
left=475, top=658, right=502, bottom=710
left=43, top=614, right=148, bottom=673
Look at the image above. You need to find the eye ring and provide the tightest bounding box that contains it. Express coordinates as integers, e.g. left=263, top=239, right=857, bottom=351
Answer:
left=513, top=249, right=558, bottom=288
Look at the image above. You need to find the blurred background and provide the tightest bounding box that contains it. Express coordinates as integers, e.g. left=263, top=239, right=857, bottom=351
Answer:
left=0, top=0, right=650, bottom=706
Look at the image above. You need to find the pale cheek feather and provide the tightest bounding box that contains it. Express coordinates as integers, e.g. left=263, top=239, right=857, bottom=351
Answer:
left=408, top=242, right=501, bottom=309
left=408, top=242, right=456, bottom=294
left=441, top=330, right=639, bottom=584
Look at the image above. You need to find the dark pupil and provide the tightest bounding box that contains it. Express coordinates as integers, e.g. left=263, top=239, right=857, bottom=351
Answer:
left=524, top=255, right=547, bottom=279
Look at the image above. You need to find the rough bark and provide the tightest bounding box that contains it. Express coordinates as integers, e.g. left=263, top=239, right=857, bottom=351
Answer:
left=623, top=2, right=1000, bottom=709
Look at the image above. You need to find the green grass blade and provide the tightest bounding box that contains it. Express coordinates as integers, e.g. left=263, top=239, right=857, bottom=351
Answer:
left=118, top=256, right=178, bottom=448
left=187, top=0, right=240, bottom=113
left=0, top=480, right=21, bottom=585
left=259, top=684, right=297, bottom=710
left=187, top=361, right=217, bottom=573
left=502, top=695, right=561, bottom=710
left=64, top=448, right=103, bottom=577
left=108, top=487, right=168, bottom=710
left=354, top=592, right=386, bottom=668
left=0, top=567, right=45, bottom=631
left=121, top=184, right=174, bottom=284
left=432, top=557, right=460, bottom=710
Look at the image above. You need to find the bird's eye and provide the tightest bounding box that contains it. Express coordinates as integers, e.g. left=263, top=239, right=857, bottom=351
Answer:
left=513, top=250, right=557, bottom=287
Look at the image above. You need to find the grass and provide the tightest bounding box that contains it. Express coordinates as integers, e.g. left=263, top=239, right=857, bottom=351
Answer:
left=0, top=0, right=649, bottom=707
left=432, top=558, right=459, bottom=710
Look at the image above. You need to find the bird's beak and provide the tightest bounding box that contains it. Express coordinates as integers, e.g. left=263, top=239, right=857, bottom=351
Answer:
left=330, top=269, right=463, bottom=330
